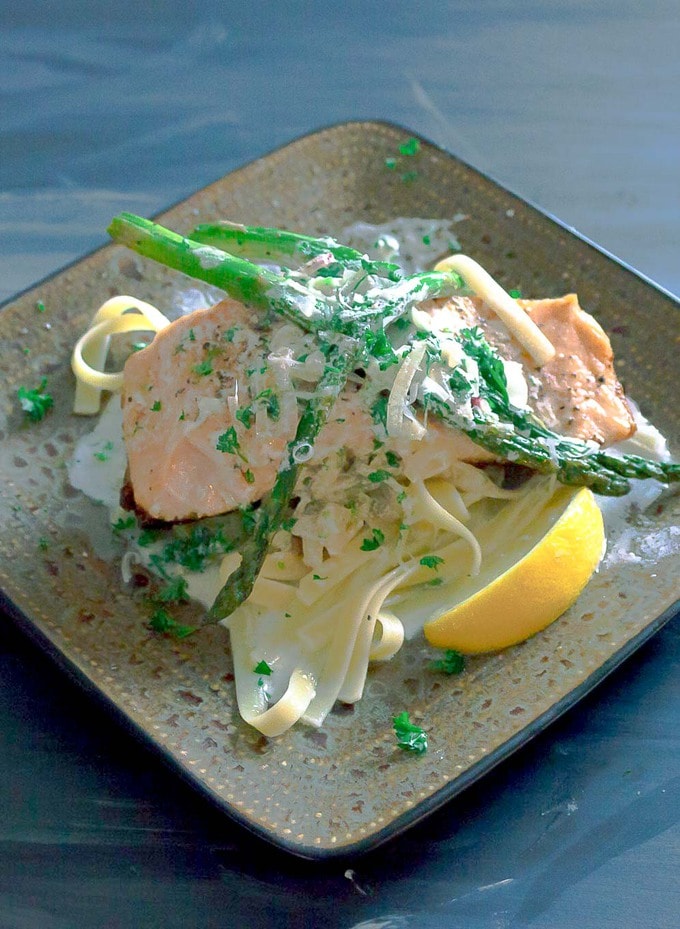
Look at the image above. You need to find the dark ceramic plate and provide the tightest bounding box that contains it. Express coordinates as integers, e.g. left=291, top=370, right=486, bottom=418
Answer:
left=1, top=121, right=678, bottom=858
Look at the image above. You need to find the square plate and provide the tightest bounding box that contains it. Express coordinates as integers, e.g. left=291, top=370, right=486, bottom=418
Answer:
left=1, top=121, right=678, bottom=858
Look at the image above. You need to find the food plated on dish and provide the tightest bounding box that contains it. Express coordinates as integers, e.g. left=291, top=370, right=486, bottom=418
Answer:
left=2, top=123, right=678, bottom=854
left=69, top=210, right=678, bottom=742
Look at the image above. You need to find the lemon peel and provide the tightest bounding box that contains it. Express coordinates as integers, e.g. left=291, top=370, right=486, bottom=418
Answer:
left=423, top=486, right=605, bottom=653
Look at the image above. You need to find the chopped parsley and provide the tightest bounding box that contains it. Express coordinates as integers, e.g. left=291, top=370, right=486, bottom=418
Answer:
left=156, top=575, right=189, bottom=603
left=385, top=450, right=401, bottom=468
left=243, top=468, right=255, bottom=484
left=216, top=426, right=242, bottom=457
left=367, top=469, right=390, bottom=483
left=508, top=288, right=522, bottom=299
left=385, top=157, right=397, bottom=170
left=253, top=660, right=272, bottom=676
left=148, top=607, right=195, bottom=639
left=93, top=440, right=114, bottom=462
left=419, top=555, right=444, bottom=571
left=38, top=537, right=49, bottom=551
left=393, top=711, right=427, bottom=754
left=360, top=528, right=385, bottom=551
left=17, top=378, right=53, bottom=422
left=151, top=400, right=162, bottom=412
left=399, top=137, right=421, bottom=156
left=112, top=514, right=136, bottom=535
left=370, top=394, right=388, bottom=428
left=192, top=359, right=213, bottom=377
left=236, top=406, right=255, bottom=429
left=430, top=649, right=465, bottom=675
left=35, top=300, right=46, bottom=313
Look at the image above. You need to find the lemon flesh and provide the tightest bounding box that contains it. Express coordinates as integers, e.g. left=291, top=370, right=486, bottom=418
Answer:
left=423, top=486, right=605, bottom=653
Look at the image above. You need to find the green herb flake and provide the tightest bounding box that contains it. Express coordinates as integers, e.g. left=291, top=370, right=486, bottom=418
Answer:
left=138, top=528, right=159, bottom=547
left=112, top=514, right=136, bottom=535
left=17, top=378, right=54, bottom=422
left=393, top=711, right=427, bottom=754
left=151, top=400, right=162, bottom=412
left=385, top=157, right=397, bottom=170
left=131, top=341, right=148, bottom=352
left=281, top=517, right=297, bottom=532
left=385, top=450, right=401, bottom=468
left=253, top=660, right=272, bottom=676
left=401, top=170, right=418, bottom=184
left=156, top=575, right=189, bottom=603
left=508, top=288, right=523, bottom=299
left=178, top=410, right=186, bottom=421
left=192, top=359, right=213, bottom=377
left=216, top=426, right=241, bottom=456
left=419, top=555, right=444, bottom=571
left=360, top=528, right=385, bottom=551
left=188, top=328, right=196, bottom=342
left=236, top=406, right=255, bottom=429
left=370, top=394, right=389, bottom=428
left=224, top=327, right=238, bottom=342
left=312, top=574, right=328, bottom=581
left=243, top=468, right=255, bottom=484
left=399, top=137, right=421, bottom=156
left=35, top=300, right=46, bottom=314
left=38, top=537, right=49, bottom=551
left=367, top=469, right=390, bottom=484
left=148, top=607, right=195, bottom=639
left=430, top=649, right=465, bottom=675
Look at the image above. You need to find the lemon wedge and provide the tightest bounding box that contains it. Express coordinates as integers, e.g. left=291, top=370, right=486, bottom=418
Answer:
left=423, top=486, right=605, bottom=653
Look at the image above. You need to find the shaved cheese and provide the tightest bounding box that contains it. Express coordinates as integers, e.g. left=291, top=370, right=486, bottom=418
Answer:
left=386, top=341, right=427, bottom=439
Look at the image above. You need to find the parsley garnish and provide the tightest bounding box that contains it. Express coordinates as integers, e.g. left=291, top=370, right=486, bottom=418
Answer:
left=385, top=450, right=401, bottom=468
left=17, top=378, right=53, bottom=422
left=508, top=288, right=522, bottom=299
left=430, top=649, right=465, bottom=675
left=253, top=660, right=272, bottom=676
left=236, top=406, right=255, bottom=429
left=370, top=394, right=388, bottom=428
left=360, top=528, right=385, bottom=551
left=151, top=400, right=162, bottom=412
left=216, top=426, right=242, bottom=456
left=419, top=555, right=444, bottom=571
left=399, top=137, right=421, bottom=156
left=156, top=575, right=189, bottom=603
left=35, top=300, right=46, bottom=313
left=243, top=468, right=255, bottom=484
left=148, top=607, right=195, bottom=639
left=393, top=711, right=427, bottom=754
left=192, top=359, right=213, bottom=377
left=112, top=515, right=136, bottom=535
left=367, top=469, right=390, bottom=483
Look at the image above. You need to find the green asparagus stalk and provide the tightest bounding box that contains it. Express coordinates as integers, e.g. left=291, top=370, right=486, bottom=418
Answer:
left=190, top=221, right=403, bottom=281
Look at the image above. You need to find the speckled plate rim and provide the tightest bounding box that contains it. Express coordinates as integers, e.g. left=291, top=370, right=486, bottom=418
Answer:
left=1, top=119, right=678, bottom=859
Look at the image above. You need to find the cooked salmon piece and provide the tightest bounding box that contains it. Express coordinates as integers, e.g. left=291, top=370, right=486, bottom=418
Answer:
left=422, top=293, right=635, bottom=447
left=122, top=299, right=299, bottom=521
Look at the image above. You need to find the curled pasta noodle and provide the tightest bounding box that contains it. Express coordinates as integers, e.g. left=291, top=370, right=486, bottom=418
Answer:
left=369, top=611, right=405, bottom=662
left=72, top=296, right=170, bottom=414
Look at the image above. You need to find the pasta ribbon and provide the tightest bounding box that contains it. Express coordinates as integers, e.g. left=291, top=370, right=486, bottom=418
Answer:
left=72, top=296, right=170, bottom=414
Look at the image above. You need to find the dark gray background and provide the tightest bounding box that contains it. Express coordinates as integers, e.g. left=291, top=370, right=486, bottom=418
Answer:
left=1, top=2, right=678, bottom=927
